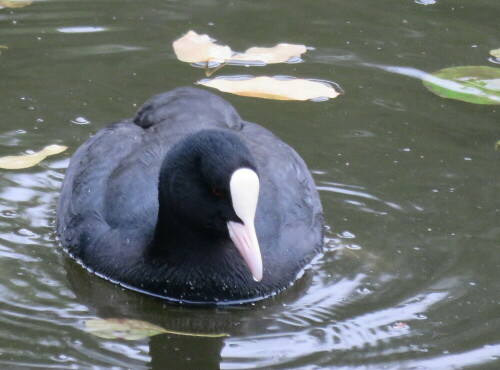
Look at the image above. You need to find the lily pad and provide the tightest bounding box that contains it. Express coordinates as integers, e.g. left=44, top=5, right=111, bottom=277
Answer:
left=85, top=318, right=228, bottom=340
left=0, top=0, right=32, bottom=8
left=490, top=49, right=500, bottom=59
left=0, top=144, right=67, bottom=169
left=198, top=76, right=340, bottom=101
left=423, top=66, right=500, bottom=105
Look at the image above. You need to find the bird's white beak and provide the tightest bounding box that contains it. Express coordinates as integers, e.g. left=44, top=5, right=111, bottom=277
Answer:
left=227, top=168, right=262, bottom=282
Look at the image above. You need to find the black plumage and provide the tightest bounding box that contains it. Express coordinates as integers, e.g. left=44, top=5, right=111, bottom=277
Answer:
left=57, top=87, right=323, bottom=304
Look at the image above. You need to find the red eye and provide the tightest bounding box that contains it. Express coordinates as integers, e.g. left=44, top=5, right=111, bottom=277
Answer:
left=211, top=186, right=223, bottom=197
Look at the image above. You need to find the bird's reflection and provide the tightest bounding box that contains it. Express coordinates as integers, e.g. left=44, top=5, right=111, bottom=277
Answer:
left=63, top=255, right=314, bottom=369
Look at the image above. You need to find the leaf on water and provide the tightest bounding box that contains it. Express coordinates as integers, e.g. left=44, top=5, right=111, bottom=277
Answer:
left=172, top=30, right=232, bottom=63
left=423, top=66, right=500, bottom=105
left=172, top=31, right=308, bottom=66
left=495, top=140, right=500, bottom=151
left=198, top=76, right=340, bottom=101
left=490, top=48, right=500, bottom=58
left=229, top=43, right=307, bottom=64
left=0, top=144, right=67, bottom=169
left=0, top=0, right=33, bottom=8
left=85, top=318, right=229, bottom=340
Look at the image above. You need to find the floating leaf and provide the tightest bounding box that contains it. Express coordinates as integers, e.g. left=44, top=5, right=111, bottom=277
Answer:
left=423, top=66, right=500, bottom=105
left=198, top=76, right=340, bottom=101
left=490, top=49, right=500, bottom=59
left=173, top=31, right=309, bottom=67
left=230, top=43, right=307, bottom=64
left=85, top=318, right=228, bottom=340
left=172, top=30, right=232, bottom=63
left=495, top=140, right=500, bottom=150
left=0, top=144, right=67, bottom=169
left=0, top=0, right=32, bottom=8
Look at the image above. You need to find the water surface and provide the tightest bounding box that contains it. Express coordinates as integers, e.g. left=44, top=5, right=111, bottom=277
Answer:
left=0, top=0, right=499, bottom=368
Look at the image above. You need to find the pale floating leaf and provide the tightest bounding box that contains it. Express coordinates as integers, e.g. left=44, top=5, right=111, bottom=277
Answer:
left=85, top=318, right=228, bottom=340
left=0, top=144, right=67, bottom=169
left=0, top=0, right=32, bottom=8
left=490, top=48, right=500, bottom=58
left=85, top=318, right=168, bottom=340
left=230, top=43, right=307, bottom=64
left=172, top=30, right=232, bottom=63
left=423, top=66, right=500, bottom=105
left=198, top=76, right=340, bottom=101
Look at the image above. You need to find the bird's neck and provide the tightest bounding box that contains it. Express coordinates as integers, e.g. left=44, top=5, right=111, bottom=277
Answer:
left=148, top=155, right=223, bottom=257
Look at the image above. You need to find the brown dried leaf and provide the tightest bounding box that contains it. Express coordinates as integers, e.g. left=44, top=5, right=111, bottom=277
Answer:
left=199, top=76, right=340, bottom=101
left=0, top=144, right=67, bottom=169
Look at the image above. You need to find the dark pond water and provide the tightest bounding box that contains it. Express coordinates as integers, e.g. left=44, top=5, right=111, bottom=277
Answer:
left=1, top=0, right=499, bottom=368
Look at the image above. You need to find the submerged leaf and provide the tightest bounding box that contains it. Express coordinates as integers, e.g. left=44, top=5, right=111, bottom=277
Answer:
left=230, top=43, right=307, bottom=64
left=490, top=48, right=500, bottom=58
left=0, top=0, right=32, bottom=8
left=423, top=66, right=500, bottom=105
left=172, top=30, right=232, bottom=63
left=198, top=76, right=340, bottom=101
left=85, top=319, right=168, bottom=340
left=0, top=144, right=67, bottom=169
left=85, top=318, right=228, bottom=340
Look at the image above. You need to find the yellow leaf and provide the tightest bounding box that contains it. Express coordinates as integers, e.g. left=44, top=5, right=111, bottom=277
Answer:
left=172, top=30, right=232, bottom=63
left=230, top=43, right=307, bottom=64
left=0, top=0, right=32, bottom=8
left=172, top=31, right=309, bottom=66
left=0, top=144, right=67, bottom=169
left=490, top=48, right=500, bottom=59
left=198, top=76, right=340, bottom=101
left=85, top=318, right=228, bottom=340
left=85, top=318, right=168, bottom=340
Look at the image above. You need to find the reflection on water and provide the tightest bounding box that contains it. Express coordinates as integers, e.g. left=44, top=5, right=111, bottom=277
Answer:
left=0, top=0, right=499, bottom=368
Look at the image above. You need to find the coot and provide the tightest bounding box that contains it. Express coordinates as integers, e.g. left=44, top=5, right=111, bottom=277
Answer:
left=57, top=87, right=323, bottom=304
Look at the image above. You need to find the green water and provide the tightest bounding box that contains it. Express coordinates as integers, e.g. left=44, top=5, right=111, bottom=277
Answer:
left=0, top=0, right=499, bottom=368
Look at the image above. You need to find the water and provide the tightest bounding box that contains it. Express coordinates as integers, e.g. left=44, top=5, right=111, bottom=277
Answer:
left=1, top=0, right=499, bottom=368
